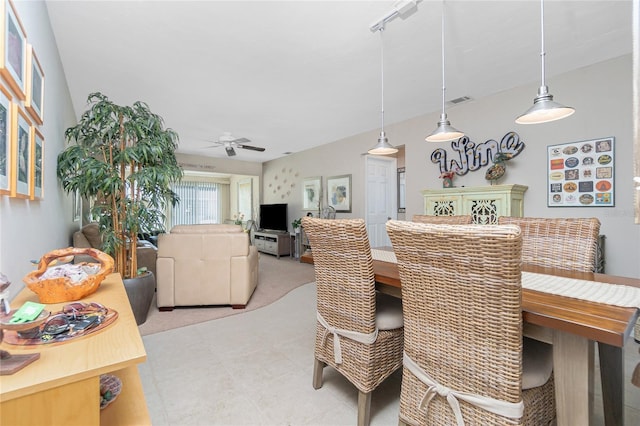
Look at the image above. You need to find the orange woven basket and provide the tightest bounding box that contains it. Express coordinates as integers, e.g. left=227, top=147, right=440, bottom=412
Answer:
left=23, top=247, right=115, bottom=303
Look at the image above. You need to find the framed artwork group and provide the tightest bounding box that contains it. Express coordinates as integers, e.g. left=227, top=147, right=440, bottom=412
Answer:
left=302, top=174, right=352, bottom=213
left=547, top=137, right=615, bottom=207
left=0, top=0, right=45, bottom=200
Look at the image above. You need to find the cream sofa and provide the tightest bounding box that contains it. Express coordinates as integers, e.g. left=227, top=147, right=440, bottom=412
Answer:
left=156, top=224, right=258, bottom=310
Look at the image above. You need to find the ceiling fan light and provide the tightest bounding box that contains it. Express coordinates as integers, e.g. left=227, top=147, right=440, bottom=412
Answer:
left=425, top=115, right=464, bottom=142
left=515, top=87, right=575, bottom=124
left=368, top=131, right=398, bottom=155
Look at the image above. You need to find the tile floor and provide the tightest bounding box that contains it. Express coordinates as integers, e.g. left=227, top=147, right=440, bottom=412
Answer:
left=139, top=282, right=640, bottom=425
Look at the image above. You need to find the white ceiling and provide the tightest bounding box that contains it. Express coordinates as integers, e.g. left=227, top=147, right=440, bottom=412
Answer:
left=45, top=0, right=633, bottom=163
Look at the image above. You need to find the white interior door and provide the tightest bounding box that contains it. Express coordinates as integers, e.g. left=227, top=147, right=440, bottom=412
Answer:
left=365, top=156, right=397, bottom=248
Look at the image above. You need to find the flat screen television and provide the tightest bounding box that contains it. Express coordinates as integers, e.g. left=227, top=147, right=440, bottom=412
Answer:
left=259, top=203, right=288, bottom=232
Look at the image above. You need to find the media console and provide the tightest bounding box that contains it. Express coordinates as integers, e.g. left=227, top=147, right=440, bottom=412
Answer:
left=253, top=230, right=291, bottom=258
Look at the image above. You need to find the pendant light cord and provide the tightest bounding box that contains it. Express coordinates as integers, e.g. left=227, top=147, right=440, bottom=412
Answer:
left=539, top=0, right=546, bottom=88
left=440, top=0, right=446, bottom=117
left=380, top=27, right=385, bottom=132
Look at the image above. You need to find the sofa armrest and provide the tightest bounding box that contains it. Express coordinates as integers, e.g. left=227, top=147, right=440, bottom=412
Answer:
left=230, top=246, right=259, bottom=305
left=156, top=257, right=175, bottom=308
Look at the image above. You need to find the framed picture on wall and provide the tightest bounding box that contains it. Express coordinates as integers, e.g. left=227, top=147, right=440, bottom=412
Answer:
left=302, top=176, right=322, bottom=211
left=0, top=83, right=11, bottom=195
left=13, top=105, right=31, bottom=198
left=25, top=44, right=44, bottom=125
left=327, top=174, right=352, bottom=213
left=32, top=127, right=43, bottom=199
left=547, top=137, right=614, bottom=207
left=0, top=0, right=27, bottom=100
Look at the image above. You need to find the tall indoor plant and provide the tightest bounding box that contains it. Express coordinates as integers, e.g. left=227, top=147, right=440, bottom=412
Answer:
left=57, top=92, right=183, bottom=279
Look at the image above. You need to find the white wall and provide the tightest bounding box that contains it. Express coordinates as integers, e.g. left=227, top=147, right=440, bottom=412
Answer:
left=263, top=54, right=640, bottom=278
left=0, top=1, right=77, bottom=299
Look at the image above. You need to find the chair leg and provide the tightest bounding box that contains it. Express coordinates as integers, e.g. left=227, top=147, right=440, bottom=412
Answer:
left=312, top=358, right=325, bottom=389
left=357, top=390, right=372, bottom=426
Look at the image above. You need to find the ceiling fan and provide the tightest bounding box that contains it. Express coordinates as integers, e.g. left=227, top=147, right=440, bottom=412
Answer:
left=208, top=132, right=266, bottom=157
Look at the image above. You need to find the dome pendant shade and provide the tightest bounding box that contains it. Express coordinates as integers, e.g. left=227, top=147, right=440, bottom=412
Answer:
left=516, top=0, right=574, bottom=125
left=425, top=113, right=464, bottom=142
left=426, top=1, right=464, bottom=143
left=367, top=27, right=397, bottom=156
left=368, top=131, right=398, bottom=155
left=515, top=85, right=575, bottom=124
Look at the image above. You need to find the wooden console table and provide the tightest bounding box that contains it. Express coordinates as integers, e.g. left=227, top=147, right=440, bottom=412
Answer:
left=0, top=273, right=150, bottom=425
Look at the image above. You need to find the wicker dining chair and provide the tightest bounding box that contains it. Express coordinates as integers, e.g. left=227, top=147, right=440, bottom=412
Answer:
left=497, top=216, right=601, bottom=272
left=412, top=214, right=472, bottom=224
left=386, top=220, right=556, bottom=426
left=302, top=217, right=404, bottom=426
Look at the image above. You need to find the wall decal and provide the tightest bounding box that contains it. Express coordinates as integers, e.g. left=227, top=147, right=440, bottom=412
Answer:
left=431, top=131, right=525, bottom=176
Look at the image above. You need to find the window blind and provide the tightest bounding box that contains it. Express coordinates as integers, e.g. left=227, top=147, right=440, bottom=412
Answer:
left=170, top=181, right=228, bottom=228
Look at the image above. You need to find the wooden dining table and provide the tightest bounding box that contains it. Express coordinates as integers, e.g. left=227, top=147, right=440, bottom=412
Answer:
left=300, top=251, right=640, bottom=426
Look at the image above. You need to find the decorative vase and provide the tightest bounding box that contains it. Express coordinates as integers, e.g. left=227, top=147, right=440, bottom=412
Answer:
left=123, top=271, right=155, bottom=325
left=442, top=177, right=453, bottom=188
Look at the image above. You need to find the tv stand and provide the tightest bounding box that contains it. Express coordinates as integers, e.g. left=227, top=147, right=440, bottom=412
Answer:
left=254, top=230, right=291, bottom=258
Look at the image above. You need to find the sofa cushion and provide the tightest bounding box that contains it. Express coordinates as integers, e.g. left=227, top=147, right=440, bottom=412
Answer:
left=171, top=224, right=242, bottom=234
left=82, top=223, right=103, bottom=248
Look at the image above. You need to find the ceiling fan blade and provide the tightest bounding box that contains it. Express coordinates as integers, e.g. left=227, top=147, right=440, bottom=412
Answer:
left=225, top=146, right=236, bottom=156
left=230, top=137, right=251, bottom=144
left=237, top=144, right=265, bottom=152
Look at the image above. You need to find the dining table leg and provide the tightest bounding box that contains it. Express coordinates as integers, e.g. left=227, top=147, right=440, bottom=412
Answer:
left=598, top=342, right=624, bottom=426
left=552, top=330, right=594, bottom=426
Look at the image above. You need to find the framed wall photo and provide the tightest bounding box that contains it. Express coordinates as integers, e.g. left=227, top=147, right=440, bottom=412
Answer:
left=302, top=176, right=322, bottom=211
left=12, top=105, right=31, bottom=198
left=32, top=127, right=43, bottom=199
left=327, top=174, right=352, bottom=213
left=0, top=0, right=27, bottom=100
left=0, top=83, right=11, bottom=195
left=547, top=137, right=614, bottom=207
left=25, top=44, right=43, bottom=125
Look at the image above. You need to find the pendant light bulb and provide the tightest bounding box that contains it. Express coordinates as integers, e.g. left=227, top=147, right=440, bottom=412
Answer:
left=516, top=0, right=574, bottom=124
left=426, top=0, right=464, bottom=143
left=368, top=27, right=398, bottom=155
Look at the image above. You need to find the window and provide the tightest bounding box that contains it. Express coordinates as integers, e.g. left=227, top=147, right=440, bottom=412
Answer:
left=170, top=181, right=228, bottom=228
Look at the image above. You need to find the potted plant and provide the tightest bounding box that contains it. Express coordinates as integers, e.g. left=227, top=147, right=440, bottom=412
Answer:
left=57, top=93, right=183, bottom=323
left=292, top=218, right=302, bottom=233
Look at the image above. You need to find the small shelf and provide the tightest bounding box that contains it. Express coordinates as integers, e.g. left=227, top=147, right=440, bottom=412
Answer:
left=101, top=366, right=150, bottom=425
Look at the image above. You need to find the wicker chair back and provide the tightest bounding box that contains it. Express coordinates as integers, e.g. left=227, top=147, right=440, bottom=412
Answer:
left=498, top=216, right=600, bottom=272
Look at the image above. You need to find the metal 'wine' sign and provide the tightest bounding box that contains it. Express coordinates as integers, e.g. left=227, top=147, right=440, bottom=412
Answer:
left=431, top=131, right=525, bottom=176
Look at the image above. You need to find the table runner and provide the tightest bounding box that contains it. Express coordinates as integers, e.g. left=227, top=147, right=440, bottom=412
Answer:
left=370, top=249, right=640, bottom=309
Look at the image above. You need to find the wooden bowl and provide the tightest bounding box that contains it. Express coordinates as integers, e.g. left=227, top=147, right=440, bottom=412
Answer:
left=23, top=247, right=114, bottom=303
left=0, top=309, right=50, bottom=331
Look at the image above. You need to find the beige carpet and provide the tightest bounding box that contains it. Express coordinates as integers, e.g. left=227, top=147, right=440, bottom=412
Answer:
left=138, top=253, right=315, bottom=336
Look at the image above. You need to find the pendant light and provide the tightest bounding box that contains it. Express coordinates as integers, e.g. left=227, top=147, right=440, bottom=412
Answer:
left=515, top=0, right=574, bottom=124
left=368, top=27, right=398, bottom=155
left=426, top=0, right=463, bottom=143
